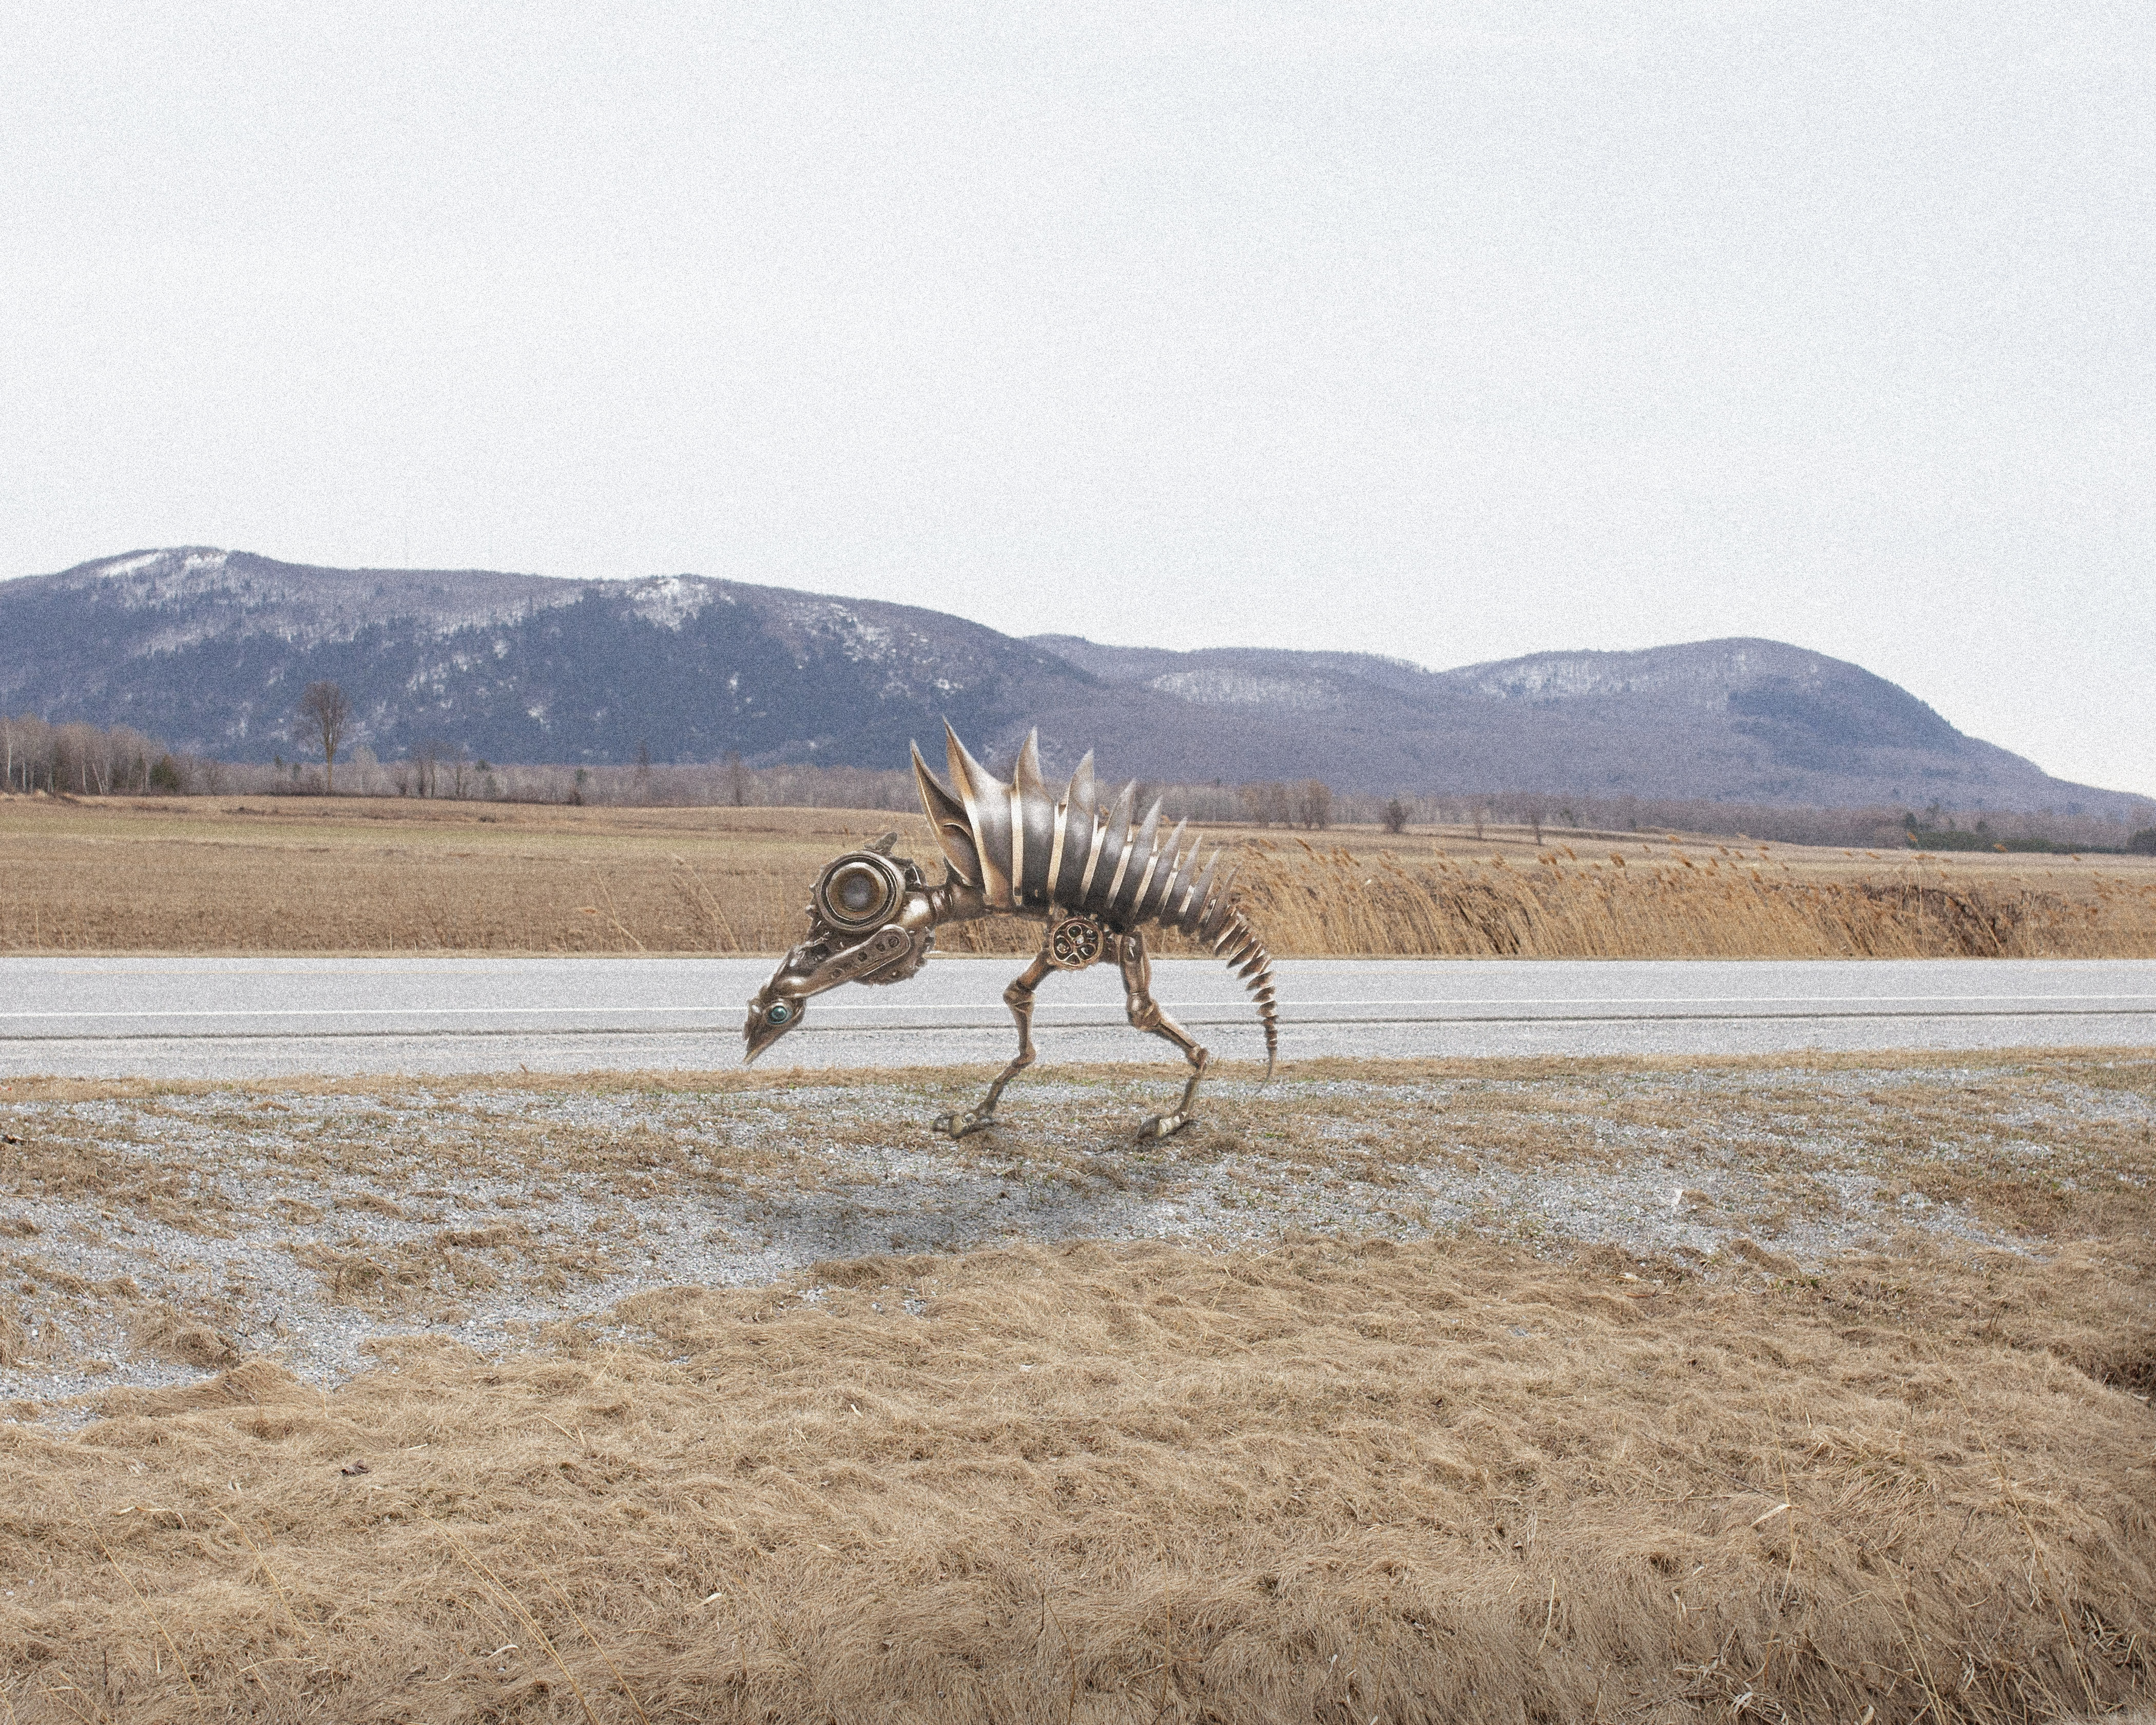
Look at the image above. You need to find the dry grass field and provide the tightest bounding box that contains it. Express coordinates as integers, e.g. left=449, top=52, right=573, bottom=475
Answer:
left=3, top=1051, right=2154, bottom=1721
left=4, top=791, right=2155, bottom=958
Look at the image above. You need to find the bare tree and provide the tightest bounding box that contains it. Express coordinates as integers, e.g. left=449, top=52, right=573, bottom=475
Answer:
left=56, top=722, right=106, bottom=794
left=724, top=749, right=748, bottom=807
left=1381, top=797, right=1410, bottom=835
left=107, top=726, right=155, bottom=794
left=297, top=681, right=352, bottom=794
left=1239, top=781, right=1292, bottom=827
left=1293, top=779, right=1333, bottom=830
left=410, top=738, right=466, bottom=798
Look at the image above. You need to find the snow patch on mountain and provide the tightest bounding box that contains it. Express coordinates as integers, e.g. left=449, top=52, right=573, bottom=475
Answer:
left=619, top=574, right=718, bottom=631
left=1451, top=641, right=1837, bottom=706
left=1147, top=670, right=1339, bottom=709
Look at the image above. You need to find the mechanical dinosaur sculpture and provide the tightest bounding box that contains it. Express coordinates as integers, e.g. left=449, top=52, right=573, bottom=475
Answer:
left=744, top=724, right=1278, bottom=1139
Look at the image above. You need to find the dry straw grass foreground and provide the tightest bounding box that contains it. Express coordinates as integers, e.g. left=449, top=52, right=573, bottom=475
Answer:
left=3, top=1237, right=2153, bottom=1723
left=4, top=1045, right=2156, bottom=1723
left=4, top=793, right=2155, bottom=958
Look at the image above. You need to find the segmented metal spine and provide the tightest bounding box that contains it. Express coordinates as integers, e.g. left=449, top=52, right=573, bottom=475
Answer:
left=912, top=722, right=1279, bottom=1073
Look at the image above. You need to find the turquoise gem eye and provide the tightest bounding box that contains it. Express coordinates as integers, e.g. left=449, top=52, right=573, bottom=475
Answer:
left=766, top=1003, right=792, bottom=1025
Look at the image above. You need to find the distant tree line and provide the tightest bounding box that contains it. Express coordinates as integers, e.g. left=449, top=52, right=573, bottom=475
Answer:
left=9, top=687, right=2153, bottom=855
left=1, top=714, right=223, bottom=797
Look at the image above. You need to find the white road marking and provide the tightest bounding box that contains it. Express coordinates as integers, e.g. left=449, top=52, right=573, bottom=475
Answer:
left=7, top=992, right=2156, bottom=1023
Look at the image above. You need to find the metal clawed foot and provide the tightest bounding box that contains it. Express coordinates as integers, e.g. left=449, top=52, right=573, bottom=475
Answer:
left=1120, top=934, right=1208, bottom=1146
left=933, top=952, right=1051, bottom=1142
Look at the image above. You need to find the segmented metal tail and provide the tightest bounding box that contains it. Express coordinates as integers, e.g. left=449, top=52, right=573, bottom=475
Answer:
left=1200, top=901, right=1278, bottom=1080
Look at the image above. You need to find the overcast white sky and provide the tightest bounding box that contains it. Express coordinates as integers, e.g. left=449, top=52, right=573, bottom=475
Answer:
left=4, top=2, right=2149, bottom=792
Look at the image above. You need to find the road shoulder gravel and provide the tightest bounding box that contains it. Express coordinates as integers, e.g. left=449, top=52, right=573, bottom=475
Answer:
left=5, top=1048, right=2150, bottom=1422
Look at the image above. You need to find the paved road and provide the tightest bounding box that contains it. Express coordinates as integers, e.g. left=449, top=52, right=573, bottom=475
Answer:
left=3, top=955, right=2153, bottom=1079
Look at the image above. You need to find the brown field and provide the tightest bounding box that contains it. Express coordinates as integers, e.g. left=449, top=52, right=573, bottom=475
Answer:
left=3, top=1051, right=2154, bottom=1721
left=4, top=791, right=2155, bottom=958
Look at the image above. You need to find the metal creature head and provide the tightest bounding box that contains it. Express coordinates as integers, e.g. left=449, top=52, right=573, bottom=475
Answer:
left=743, top=832, right=937, bottom=1062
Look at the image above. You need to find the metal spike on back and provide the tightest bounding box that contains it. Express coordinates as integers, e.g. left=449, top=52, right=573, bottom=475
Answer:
left=1085, top=781, right=1135, bottom=905
left=1011, top=730, right=1057, bottom=905
left=1137, top=818, right=1188, bottom=922
left=1048, top=750, right=1097, bottom=905
left=1106, top=798, right=1163, bottom=919
left=1175, top=845, right=1220, bottom=931
left=911, top=740, right=980, bottom=887
left=1066, top=751, right=1095, bottom=819
left=945, top=723, right=1014, bottom=909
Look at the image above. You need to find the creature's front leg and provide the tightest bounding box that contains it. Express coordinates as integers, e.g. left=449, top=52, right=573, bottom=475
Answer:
left=934, top=949, right=1053, bottom=1138
left=1118, top=931, right=1209, bottom=1139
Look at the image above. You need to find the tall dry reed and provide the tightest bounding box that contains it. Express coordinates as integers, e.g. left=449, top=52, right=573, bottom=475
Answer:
left=1227, top=838, right=2156, bottom=959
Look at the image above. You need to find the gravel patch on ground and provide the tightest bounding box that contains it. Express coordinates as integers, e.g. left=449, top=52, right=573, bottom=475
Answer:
left=3, top=1051, right=2150, bottom=1420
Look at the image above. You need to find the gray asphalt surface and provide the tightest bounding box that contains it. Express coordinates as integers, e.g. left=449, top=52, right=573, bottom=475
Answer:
left=3, top=955, right=2152, bottom=1078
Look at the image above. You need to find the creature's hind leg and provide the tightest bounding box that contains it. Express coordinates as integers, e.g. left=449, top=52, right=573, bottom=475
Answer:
left=1118, top=931, right=1208, bottom=1140
left=934, top=949, right=1054, bottom=1139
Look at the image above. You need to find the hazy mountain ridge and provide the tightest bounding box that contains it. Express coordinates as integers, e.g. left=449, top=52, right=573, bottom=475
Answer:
left=2, top=548, right=2139, bottom=816
left=4, top=548, right=1096, bottom=768
left=1011, top=632, right=2109, bottom=813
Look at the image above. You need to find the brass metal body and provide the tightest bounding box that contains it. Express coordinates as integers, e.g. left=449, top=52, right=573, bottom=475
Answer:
left=744, top=724, right=1279, bottom=1139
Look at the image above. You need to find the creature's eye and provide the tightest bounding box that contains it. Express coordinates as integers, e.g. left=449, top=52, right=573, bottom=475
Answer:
left=766, top=1002, right=793, bottom=1025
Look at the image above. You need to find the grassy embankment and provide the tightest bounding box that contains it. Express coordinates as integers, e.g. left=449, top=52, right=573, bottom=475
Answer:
left=2, top=1051, right=2154, bottom=1720
left=4, top=792, right=2155, bottom=957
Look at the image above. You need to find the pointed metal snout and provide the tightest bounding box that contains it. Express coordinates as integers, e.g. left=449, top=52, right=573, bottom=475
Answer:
left=742, top=992, right=805, bottom=1064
